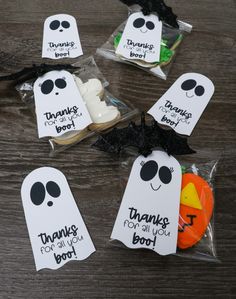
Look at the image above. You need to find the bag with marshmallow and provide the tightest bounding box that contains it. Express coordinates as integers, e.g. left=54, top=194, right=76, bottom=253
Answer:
left=16, top=56, right=138, bottom=155
left=97, top=0, right=192, bottom=80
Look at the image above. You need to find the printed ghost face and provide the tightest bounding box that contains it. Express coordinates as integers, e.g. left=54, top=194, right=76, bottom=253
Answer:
left=40, top=77, right=67, bottom=96
left=30, top=180, right=61, bottom=208
left=132, top=17, right=156, bottom=34
left=48, top=19, right=71, bottom=33
left=111, top=151, right=182, bottom=255
left=115, top=12, right=162, bottom=63
left=42, top=14, right=83, bottom=59
left=22, top=168, right=78, bottom=221
left=21, top=167, right=95, bottom=271
left=177, top=173, right=214, bottom=249
left=181, top=79, right=205, bottom=98
left=34, top=70, right=75, bottom=102
left=140, top=160, right=173, bottom=192
left=33, top=70, right=92, bottom=138
left=148, top=73, right=215, bottom=136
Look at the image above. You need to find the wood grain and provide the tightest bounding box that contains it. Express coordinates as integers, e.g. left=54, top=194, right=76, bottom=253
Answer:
left=0, top=0, right=235, bottom=298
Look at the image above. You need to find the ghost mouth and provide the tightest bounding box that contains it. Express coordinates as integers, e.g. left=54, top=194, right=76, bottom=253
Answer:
left=59, top=29, right=63, bottom=32
left=150, top=183, right=161, bottom=191
left=178, top=214, right=196, bottom=232
left=140, top=29, right=148, bottom=33
left=186, top=92, right=194, bottom=98
left=47, top=201, right=53, bottom=207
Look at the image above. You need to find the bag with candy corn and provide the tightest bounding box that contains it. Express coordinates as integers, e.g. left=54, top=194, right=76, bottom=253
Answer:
left=175, top=159, right=218, bottom=261
left=93, top=115, right=219, bottom=261
left=97, top=0, right=192, bottom=79
left=102, top=146, right=218, bottom=262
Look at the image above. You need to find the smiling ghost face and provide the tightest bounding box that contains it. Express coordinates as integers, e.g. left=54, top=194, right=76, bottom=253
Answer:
left=132, top=17, right=155, bottom=34
left=140, top=160, right=173, bottom=191
left=148, top=73, right=215, bottom=136
left=115, top=12, right=162, bottom=63
left=127, top=12, right=161, bottom=40
left=181, top=79, right=205, bottom=98
left=177, top=73, right=214, bottom=100
left=111, top=151, right=182, bottom=255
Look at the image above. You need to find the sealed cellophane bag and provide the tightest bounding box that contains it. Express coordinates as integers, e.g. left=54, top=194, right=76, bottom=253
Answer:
left=16, top=56, right=138, bottom=156
left=97, top=3, right=192, bottom=79
left=109, top=148, right=219, bottom=262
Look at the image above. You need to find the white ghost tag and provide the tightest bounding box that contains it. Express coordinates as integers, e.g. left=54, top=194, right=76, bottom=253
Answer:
left=116, top=12, right=162, bottom=63
left=21, top=167, right=96, bottom=271
left=111, top=151, right=182, bottom=256
left=33, top=70, right=92, bottom=138
left=42, top=14, right=83, bottom=59
left=148, top=73, right=215, bottom=136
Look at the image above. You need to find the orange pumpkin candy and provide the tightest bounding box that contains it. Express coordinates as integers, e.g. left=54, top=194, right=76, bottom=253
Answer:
left=177, top=173, right=214, bottom=249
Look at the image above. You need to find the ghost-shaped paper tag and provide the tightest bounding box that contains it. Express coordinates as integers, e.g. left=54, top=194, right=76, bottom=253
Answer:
left=42, top=14, right=83, bottom=59
left=111, top=150, right=182, bottom=255
left=148, top=73, right=215, bottom=136
left=116, top=12, right=162, bottom=63
left=33, top=70, right=92, bottom=138
left=21, top=167, right=96, bottom=271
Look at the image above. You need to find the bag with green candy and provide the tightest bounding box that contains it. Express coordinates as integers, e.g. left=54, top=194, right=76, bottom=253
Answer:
left=97, top=1, right=192, bottom=79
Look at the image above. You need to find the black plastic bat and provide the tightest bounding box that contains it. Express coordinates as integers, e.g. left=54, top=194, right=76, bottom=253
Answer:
left=93, top=113, right=195, bottom=157
left=119, top=0, right=179, bottom=28
left=0, top=64, right=78, bottom=84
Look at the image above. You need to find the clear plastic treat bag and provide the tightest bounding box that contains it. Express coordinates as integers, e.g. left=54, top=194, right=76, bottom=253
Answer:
left=93, top=115, right=219, bottom=262
left=97, top=1, right=192, bottom=79
left=117, top=152, right=219, bottom=262
left=15, top=56, right=138, bottom=155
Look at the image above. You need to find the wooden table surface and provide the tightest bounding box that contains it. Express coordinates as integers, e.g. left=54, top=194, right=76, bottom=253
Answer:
left=0, top=0, right=235, bottom=298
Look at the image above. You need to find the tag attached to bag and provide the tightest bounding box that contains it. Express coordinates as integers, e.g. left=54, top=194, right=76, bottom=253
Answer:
left=111, top=150, right=182, bottom=255
left=115, top=12, right=162, bottom=63
left=148, top=73, right=215, bottom=136
left=33, top=70, right=92, bottom=138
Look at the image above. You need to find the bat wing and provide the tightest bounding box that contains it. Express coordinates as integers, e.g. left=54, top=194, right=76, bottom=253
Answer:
left=93, top=113, right=195, bottom=156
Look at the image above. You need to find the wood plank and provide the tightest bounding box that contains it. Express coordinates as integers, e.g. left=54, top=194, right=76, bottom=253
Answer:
left=0, top=0, right=235, bottom=298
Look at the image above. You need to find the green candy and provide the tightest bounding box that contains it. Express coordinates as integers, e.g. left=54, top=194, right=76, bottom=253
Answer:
left=113, top=32, right=122, bottom=48
left=160, top=46, right=173, bottom=63
left=114, top=32, right=174, bottom=64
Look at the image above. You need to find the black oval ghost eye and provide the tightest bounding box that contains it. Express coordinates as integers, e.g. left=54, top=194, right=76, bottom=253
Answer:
left=133, top=18, right=145, bottom=28
left=30, top=182, right=45, bottom=206
left=46, top=181, right=61, bottom=198
left=41, top=79, right=54, bottom=95
left=146, top=21, right=155, bottom=30
left=195, top=85, right=205, bottom=96
left=181, top=79, right=197, bottom=91
left=140, top=160, right=158, bottom=181
left=55, top=78, right=67, bottom=89
left=61, top=21, right=70, bottom=29
left=49, top=20, right=60, bottom=30
left=159, top=166, right=172, bottom=184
